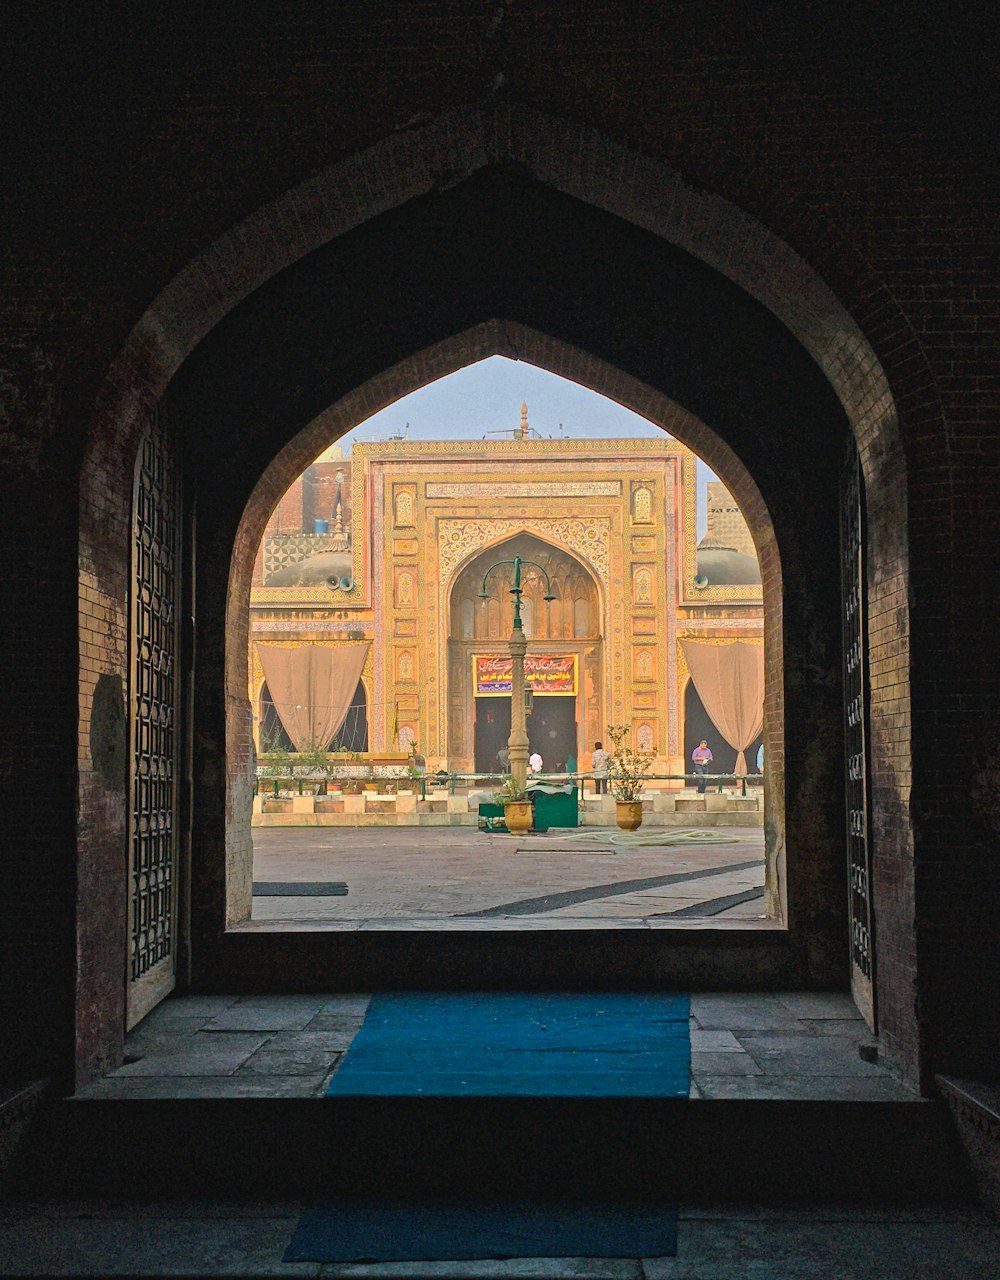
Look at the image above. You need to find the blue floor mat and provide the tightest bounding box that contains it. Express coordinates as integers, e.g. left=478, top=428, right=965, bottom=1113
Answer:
left=285, top=1198, right=678, bottom=1263
left=326, top=991, right=691, bottom=1097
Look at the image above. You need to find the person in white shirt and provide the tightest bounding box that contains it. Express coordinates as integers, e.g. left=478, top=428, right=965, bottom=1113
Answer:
left=591, top=741, right=611, bottom=794
left=528, top=751, right=543, bottom=773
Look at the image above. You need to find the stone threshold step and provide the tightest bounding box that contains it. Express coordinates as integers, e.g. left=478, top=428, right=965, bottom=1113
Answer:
left=19, top=1096, right=971, bottom=1206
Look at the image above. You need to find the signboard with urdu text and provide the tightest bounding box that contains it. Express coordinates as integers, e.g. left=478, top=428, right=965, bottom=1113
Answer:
left=473, top=653, right=578, bottom=697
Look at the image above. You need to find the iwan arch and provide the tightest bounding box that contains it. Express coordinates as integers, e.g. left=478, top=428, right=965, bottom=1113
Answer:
left=70, top=101, right=939, bottom=1093
left=248, top=423, right=765, bottom=779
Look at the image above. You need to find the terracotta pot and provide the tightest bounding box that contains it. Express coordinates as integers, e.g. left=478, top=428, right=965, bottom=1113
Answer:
left=615, top=800, right=644, bottom=832
left=504, top=801, right=534, bottom=834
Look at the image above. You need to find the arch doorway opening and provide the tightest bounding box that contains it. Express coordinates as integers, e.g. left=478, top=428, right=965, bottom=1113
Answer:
left=449, top=533, right=598, bottom=776
left=244, top=357, right=775, bottom=937
left=71, top=111, right=900, bottom=1084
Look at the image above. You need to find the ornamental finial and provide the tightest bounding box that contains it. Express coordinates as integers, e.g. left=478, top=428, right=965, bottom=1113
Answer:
left=520, top=401, right=529, bottom=439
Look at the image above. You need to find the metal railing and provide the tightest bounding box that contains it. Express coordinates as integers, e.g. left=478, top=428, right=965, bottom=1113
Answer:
left=253, top=768, right=763, bottom=799
left=440, top=771, right=764, bottom=797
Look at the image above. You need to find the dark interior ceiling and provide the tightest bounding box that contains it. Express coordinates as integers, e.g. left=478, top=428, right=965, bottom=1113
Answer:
left=168, top=162, right=850, bottom=556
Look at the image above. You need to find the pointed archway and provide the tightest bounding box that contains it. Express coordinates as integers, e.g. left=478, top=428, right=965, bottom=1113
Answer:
left=447, top=533, right=602, bottom=773
left=74, top=105, right=929, bottom=1086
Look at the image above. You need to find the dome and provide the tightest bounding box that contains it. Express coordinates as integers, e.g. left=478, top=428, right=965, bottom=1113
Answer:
left=264, top=551, right=353, bottom=587
left=695, top=543, right=761, bottom=587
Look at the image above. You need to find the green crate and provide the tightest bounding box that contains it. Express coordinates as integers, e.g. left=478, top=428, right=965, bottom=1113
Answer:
left=531, top=787, right=579, bottom=832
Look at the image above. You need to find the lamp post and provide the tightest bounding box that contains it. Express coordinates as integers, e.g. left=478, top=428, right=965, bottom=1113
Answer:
left=479, top=555, right=556, bottom=790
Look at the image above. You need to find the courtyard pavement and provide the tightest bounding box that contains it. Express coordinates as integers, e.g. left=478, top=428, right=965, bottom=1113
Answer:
left=248, top=827, right=767, bottom=930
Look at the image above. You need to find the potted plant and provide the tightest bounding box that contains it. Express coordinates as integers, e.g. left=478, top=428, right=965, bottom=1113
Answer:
left=607, top=724, right=654, bottom=832
left=494, top=773, right=533, bottom=834
left=301, top=742, right=332, bottom=795
left=260, top=743, right=292, bottom=809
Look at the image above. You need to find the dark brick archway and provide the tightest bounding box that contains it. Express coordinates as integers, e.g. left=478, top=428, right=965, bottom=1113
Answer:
left=75, top=106, right=930, bottom=1088
left=227, top=323, right=787, bottom=925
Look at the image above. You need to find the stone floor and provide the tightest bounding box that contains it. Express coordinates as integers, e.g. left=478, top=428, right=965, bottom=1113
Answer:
left=247, top=828, right=768, bottom=930
left=11, top=994, right=998, bottom=1276
left=0, top=1201, right=997, bottom=1277
left=76, top=992, right=905, bottom=1102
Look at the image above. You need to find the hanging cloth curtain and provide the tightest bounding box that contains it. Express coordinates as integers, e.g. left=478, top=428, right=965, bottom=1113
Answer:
left=680, top=640, right=764, bottom=776
left=258, top=642, right=370, bottom=752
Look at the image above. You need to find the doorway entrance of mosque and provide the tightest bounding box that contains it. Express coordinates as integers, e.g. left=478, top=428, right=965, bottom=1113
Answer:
left=448, top=533, right=602, bottom=774
left=473, top=695, right=578, bottom=774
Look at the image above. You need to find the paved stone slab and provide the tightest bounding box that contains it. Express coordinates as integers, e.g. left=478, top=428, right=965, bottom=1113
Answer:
left=689, top=996, right=801, bottom=1031
left=234, top=994, right=332, bottom=1009
left=238, top=1047, right=344, bottom=1076
left=676, top=1206, right=992, bottom=1223
left=125, top=1020, right=219, bottom=1055
left=111, top=1036, right=270, bottom=1076
left=143, top=995, right=241, bottom=1021
left=0, top=1200, right=305, bottom=1221
left=204, top=1007, right=323, bottom=1032
left=0, top=1214, right=315, bottom=1276
left=73, top=1074, right=328, bottom=1099
left=690, top=1052, right=762, bottom=1077
left=692, top=1074, right=913, bottom=1101
left=641, top=1215, right=1000, bottom=1278
left=268, top=1031, right=366, bottom=1053
left=775, top=993, right=863, bottom=1019
left=305, top=1013, right=369, bottom=1035
left=318, top=1261, right=643, bottom=1279
left=796, top=1017, right=869, bottom=1037
left=689, top=1029, right=743, bottom=1052
left=737, top=1034, right=889, bottom=1076
left=319, top=996, right=373, bottom=1014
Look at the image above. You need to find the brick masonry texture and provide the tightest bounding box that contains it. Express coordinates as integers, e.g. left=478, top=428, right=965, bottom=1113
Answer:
left=1, top=10, right=998, bottom=1092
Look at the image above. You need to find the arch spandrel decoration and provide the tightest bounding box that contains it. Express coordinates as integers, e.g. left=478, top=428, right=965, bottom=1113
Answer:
left=438, top=518, right=611, bottom=587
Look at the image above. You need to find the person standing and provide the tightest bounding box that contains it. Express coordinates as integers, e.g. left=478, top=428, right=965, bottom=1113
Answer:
left=591, top=740, right=611, bottom=795
left=528, top=750, right=543, bottom=774
left=692, top=739, right=713, bottom=794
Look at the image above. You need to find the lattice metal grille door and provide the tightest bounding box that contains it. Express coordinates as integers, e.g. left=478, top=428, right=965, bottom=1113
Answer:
left=841, top=446, right=875, bottom=1030
left=127, top=413, right=181, bottom=1029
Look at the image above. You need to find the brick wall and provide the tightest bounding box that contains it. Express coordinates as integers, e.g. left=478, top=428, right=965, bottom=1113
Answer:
left=704, top=482, right=756, bottom=558
left=1, top=11, right=997, bottom=1089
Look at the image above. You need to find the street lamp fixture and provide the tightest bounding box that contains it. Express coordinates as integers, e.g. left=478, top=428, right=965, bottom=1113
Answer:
left=478, top=555, right=556, bottom=789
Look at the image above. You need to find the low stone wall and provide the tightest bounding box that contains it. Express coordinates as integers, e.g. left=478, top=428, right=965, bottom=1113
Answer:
left=251, top=790, right=764, bottom=827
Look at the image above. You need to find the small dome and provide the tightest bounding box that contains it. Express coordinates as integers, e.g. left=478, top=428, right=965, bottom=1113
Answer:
left=265, top=551, right=353, bottom=587
left=695, top=544, right=761, bottom=586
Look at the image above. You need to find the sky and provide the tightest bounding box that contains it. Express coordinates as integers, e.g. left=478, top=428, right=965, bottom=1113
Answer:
left=320, top=356, right=719, bottom=536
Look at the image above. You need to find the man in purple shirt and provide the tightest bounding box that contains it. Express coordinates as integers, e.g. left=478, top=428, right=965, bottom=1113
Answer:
left=692, top=740, right=713, bottom=795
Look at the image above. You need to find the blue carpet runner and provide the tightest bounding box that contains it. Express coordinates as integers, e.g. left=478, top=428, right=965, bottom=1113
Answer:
left=326, top=991, right=691, bottom=1097
left=286, top=993, right=688, bottom=1262
left=285, top=1198, right=679, bottom=1263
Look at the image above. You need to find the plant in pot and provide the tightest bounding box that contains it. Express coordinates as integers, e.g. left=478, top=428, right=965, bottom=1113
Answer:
left=262, top=743, right=291, bottom=800
left=302, top=741, right=332, bottom=795
left=494, top=773, right=533, bottom=834
left=607, top=724, right=654, bottom=832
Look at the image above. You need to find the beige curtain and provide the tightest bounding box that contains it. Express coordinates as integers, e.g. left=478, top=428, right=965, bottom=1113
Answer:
left=681, top=640, right=764, bottom=776
left=258, top=643, right=370, bottom=751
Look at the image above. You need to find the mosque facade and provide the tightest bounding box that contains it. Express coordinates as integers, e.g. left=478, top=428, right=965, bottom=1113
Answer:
left=249, top=409, right=764, bottom=777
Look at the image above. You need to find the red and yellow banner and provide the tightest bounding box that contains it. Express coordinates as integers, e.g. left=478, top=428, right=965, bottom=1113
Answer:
left=473, top=653, right=578, bottom=697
